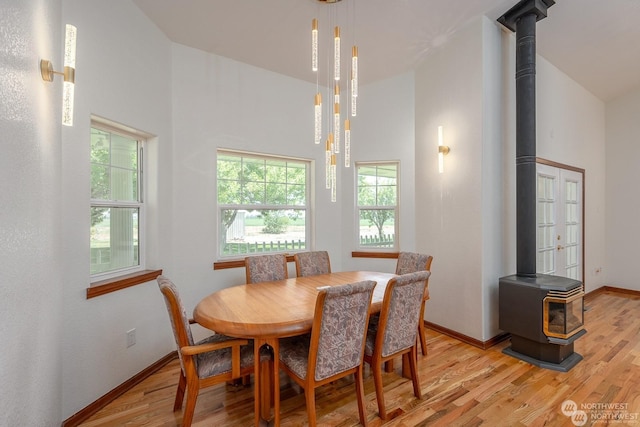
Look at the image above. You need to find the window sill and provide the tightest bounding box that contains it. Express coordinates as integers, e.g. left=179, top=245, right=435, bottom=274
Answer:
left=213, top=255, right=295, bottom=270
left=213, top=253, right=398, bottom=270
left=87, top=269, right=163, bottom=299
left=352, top=251, right=399, bottom=259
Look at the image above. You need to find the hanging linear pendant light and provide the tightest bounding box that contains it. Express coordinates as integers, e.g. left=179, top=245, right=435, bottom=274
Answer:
left=312, top=0, right=359, bottom=201
left=325, top=134, right=333, bottom=189
left=351, top=46, right=358, bottom=117
left=330, top=154, right=337, bottom=202
left=311, top=18, right=319, bottom=72
left=344, top=119, right=351, bottom=167
left=314, top=92, right=322, bottom=144
left=334, top=26, right=341, bottom=81
left=333, top=102, right=340, bottom=153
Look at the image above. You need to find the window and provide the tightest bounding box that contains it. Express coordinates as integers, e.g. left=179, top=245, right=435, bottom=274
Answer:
left=217, top=150, right=311, bottom=259
left=90, top=122, right=144, bottom=279
left=356, top=162, right=398, bottom=250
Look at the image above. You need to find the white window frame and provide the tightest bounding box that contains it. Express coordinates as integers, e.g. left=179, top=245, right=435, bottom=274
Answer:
left=216, top=149, right=313, bottom=260
left=90, top=117, right=149, bottom=282
left=355, top=161, right=399, bottom=251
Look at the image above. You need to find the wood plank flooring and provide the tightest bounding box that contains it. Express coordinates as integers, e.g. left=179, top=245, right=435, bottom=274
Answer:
left=79, top=289, right=640, bottom=426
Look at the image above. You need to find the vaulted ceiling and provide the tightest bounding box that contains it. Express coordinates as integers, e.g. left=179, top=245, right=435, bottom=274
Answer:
left=133, top=0, right=640, bottom=102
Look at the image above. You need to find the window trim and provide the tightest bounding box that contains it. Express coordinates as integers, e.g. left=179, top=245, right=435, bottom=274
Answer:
left=354, top=160, right=400, bottom=252
left=216, top=149, right=313, bottom=261
left=86, top=269, right=163, bottom=299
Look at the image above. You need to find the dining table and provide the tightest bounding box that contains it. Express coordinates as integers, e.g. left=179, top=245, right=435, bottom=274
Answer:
left=193, top=270, right=397, bottom=427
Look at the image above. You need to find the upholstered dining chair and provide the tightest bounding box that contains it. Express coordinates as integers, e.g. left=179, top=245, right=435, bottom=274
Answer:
left=293, top=250, right=331, bottom=277
left=278, top=280, right=376, bottom=427
left=395, top=252, right=434, bottom=355
left=364, top=271, right=431, bottom=420
left=157, top=275, right=258, bottom=427
left=245, top=253, right=288, bottom=284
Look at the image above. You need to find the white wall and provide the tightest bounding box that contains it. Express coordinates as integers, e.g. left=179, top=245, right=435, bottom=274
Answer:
left=535, top=56, right=607, bottom=293
left=60, top=0, right=174, bottom=418
left=170, top=44, right=341, bottom=305
left=414, top=16, right=608, bottom=342
left=170, top=45, right=418, bottom=308
left=0, top=0, right=63, bottom=424
left=415, top=17, right=489, bottom=341
left=481, top=18, right=506, bottom=341
left=342, top=72, right=417, bottom=274
left=605, top=87, right=640, bottom=291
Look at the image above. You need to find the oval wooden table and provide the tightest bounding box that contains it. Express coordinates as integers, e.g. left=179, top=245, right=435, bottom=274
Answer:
left=193, top=271, right=396, bottom=427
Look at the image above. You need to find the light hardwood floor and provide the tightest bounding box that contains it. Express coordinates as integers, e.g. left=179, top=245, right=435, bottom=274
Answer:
left=80, top=290, right=640, bottom=426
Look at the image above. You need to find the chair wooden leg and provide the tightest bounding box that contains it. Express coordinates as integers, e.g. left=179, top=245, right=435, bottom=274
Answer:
left=409, top=347, right=422, bottom=399
left=174, top=371, right=187, bottom=411
left=419, top=302, right=428, bottom=356
left=305, top=388, right=317, bottom=427
left=182, top=379, right=200, bottom=427
left=384, top=359, right=394, bottom=373
left=354, top=368, right=369, bottom=427
left=373, top=359, right=387, bottom=420
left=419, top=321, right=428, bottom=356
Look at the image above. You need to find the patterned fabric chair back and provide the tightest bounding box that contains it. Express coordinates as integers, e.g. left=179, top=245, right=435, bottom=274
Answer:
left=380, top=271, right=430, bottom=357
left=294, top=251, right=331, bottom=277
left=395, top=251, right=433, bottom=275
left=157, top=275, right=195, bottom=372
left=245, top=254, right=288, bottom=283
left=313, top=280, right=376, bottom=381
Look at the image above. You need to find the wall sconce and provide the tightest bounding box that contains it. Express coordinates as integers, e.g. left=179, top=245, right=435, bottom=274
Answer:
left=40, top=24, right=77, bottom=126
left=437, top=125, right=450, bottom=174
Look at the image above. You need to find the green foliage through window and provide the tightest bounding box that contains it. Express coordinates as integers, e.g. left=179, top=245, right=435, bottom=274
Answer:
left=356, top=163, right=398, bottom=249
left=217, top=151, right=310, bottom=258
left=90, top=125, right=142, bottom=276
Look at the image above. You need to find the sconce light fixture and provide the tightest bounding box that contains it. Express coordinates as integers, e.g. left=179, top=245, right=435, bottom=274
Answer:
left=40, top=24, right=77, bottom=126
left=437, top=125, right=450, bottom=174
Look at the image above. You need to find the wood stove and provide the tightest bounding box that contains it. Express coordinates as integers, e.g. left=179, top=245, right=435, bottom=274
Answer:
left=497, top=0, right=586, bottom=372
left=499, top=275, right=586, bottom=372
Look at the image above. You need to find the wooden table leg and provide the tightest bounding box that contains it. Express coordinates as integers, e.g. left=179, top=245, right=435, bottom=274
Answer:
left=254, top=342, right=263, bottom=427
left=272, top=339, right=280, bottom=427
left=254, top=338, right=280, bottom=427
left=259, top=357, right=272, bottom=421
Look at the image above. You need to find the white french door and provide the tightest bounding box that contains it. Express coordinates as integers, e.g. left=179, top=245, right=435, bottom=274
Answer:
left=536, top=163, right=583, bottom=281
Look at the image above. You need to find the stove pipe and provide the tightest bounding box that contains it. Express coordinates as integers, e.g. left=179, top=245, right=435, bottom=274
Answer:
left=498, top=0, right=555, bottom=277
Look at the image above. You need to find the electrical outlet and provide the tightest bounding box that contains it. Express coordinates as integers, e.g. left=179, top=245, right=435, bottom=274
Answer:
left=126, top=328, right=136, bottom=348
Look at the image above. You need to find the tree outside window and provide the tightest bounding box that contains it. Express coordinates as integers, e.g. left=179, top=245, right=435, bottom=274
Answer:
left=217, top=151, right=310, bottom=258
left=356, top=162, right=398, bottom=249
left=90, top=125, right=143, bottom=278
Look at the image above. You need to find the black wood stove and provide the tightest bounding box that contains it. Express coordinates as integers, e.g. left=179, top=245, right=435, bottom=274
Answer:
left=497, top=0, right=586, bottom=372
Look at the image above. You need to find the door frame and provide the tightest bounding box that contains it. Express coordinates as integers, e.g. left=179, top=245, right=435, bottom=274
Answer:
left=536, top=157, right=586, bottom=283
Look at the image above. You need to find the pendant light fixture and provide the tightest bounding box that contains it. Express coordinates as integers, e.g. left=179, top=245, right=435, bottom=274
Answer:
left=312, top=0, right=359, bottom=202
